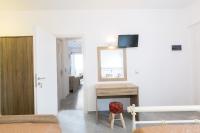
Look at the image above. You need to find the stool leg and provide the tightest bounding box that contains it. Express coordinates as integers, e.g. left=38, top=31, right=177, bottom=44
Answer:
left=108, top=113, right=112, bottom=122
left=110, top=113, right=115, bottom=129
left=120, top=113, right=126, bottom=128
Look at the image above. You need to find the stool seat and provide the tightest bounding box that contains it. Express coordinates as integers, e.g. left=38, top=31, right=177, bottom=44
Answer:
left=109, top=102, right=123, bottom=114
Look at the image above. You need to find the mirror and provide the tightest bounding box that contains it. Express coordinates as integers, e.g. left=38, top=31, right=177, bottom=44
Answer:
left=97, top=47, right=127, bottom=81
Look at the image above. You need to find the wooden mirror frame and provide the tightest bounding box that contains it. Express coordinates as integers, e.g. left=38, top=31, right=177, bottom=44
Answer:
left=97, top=47, right=127, bottom=81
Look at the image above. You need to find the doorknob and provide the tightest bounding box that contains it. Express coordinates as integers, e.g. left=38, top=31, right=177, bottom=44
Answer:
left=37, top=77, right=46, bottom=80
left=38, top=82, right=43, bottom=88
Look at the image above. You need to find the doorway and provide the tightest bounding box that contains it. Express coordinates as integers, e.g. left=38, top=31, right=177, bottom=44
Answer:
left=56, top=37, right=84, bottom=111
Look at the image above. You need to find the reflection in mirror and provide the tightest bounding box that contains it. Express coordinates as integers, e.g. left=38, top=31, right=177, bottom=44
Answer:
left=97, top=47, right=127, bottom=81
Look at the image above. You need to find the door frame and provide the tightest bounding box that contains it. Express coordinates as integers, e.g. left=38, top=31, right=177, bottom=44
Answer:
left=33, top=35, right=38, bottom=114
left=34, top=33, right=88, bottom=114
left=56, top=35, right=87, bottom=113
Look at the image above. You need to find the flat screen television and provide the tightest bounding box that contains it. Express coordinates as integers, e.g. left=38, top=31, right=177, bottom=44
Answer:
left=118, top=35, right=139, bottom=48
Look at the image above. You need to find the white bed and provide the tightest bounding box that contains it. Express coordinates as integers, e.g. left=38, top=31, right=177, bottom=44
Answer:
left=127, top=105, right=200, bottom=133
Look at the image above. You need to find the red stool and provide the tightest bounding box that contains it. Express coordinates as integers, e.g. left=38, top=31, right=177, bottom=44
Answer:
left=109, top=102, right=126, bottom=128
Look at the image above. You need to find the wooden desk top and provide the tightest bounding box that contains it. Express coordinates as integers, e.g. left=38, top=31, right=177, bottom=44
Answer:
left=95, top=83, right=138, bottom=89
left=96, top=83, right=138, bottom=96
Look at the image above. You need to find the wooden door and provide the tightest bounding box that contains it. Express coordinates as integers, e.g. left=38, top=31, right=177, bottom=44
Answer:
left=0, top=36, right=34, bottom=115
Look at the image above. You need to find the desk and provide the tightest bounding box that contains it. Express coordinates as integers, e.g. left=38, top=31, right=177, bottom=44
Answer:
left=95, top=83, right=139, bottom=121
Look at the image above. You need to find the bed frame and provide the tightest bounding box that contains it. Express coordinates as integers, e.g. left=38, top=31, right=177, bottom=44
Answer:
left=127, top=104, right=200, bottom=132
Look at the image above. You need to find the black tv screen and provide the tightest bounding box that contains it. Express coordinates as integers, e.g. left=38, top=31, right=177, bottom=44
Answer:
left=118, top=35, right=139, bottom=48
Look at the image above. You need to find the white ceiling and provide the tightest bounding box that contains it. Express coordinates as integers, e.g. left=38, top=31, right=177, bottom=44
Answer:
left=0, top=0, right=197, bottom=10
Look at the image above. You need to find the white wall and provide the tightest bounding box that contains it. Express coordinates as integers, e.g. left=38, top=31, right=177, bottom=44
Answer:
left=185, top=0, right=200, bottom=26
left=190, top=24, right=200, bottom=104
left=0, top=9, right=194, bottom=111
left=184, top=1, right=200, bottom=104
left=187, top=0, right=200, bottom=103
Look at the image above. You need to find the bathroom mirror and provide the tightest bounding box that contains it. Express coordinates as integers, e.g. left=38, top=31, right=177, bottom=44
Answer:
left=97, top=47, right=127, bottom=81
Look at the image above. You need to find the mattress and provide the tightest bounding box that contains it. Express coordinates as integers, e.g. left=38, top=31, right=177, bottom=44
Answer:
left=134, top=125, right=200, bottom=133
left=0, top=115, right=61, bottom=133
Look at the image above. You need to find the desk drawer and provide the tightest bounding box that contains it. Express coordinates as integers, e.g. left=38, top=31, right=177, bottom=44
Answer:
left=96, top=88, right=138, bottom=96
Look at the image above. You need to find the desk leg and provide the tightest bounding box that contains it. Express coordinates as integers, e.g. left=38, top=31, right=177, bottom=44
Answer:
left=96, top=97, right=99, bottom=123
left=130, top=95, right=139, bottom=121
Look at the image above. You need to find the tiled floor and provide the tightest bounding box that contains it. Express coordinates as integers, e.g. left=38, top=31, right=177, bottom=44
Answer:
left=58, top=85, right=200, bottom=133
left=59, top=85, right=134, bottom=133
left=58, top=110, right=200, bottom=133
left=60, top=85, right=83, bottom=110
left=58, top=110, right=133, bottom=133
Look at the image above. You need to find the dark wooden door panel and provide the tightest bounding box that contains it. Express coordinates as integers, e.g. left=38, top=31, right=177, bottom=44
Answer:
left=0, top=36, right=34, bottom=115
